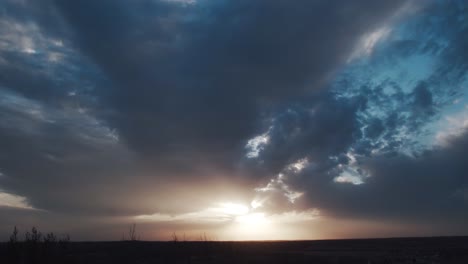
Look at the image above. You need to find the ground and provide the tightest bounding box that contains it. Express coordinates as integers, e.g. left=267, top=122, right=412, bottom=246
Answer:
left=2, top=236, right=468, bottom=263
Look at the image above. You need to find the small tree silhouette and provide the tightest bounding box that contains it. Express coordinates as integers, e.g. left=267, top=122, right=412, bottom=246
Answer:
left=31, top=226, right=42, bottom=242
left=127, top=223, right=139, bottom=241
left=9, top=226, right=19, bottom=243
left=172, top=232, right=179, bottom=242
left=199, top=232, right=208, bottom=242
left=44, top=232, right=57, bottom=243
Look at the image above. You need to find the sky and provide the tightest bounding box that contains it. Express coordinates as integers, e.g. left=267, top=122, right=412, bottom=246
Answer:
left=0, top=0, right=467, bottom=241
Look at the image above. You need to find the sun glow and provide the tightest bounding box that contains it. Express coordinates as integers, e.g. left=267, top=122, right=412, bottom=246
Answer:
left=235, top=212, right=268, bottom=225
left=217, top=202, right=275, bottom=239
left=220, top=202, right=269, bottom=225
left=136, top=201, right=320, bottom=240
left=219, top=202, right=249, bottom=216
left=226, top=212, right=273, bottom=240
left=219, top=202, right=269, bottom=226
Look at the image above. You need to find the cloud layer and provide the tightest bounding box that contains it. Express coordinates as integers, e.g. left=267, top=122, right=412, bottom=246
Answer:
left=0, top=0, right=467, bottom=239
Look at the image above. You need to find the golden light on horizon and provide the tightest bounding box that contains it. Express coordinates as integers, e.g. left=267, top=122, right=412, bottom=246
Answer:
left=134, top=201, right=321, bottom=240
left=218, top=202, right=275, bottom=240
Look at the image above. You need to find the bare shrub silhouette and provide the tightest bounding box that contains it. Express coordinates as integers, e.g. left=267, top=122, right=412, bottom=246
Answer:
left=129, top=223, right=138, bottom=241
left=25, top=226, right=42, bottom=243
left=43, top=232, right=57, bottom=243
left=9, top=226, right=19, bottom=243
left=171, top=232, right=179, bottom=242
left=3, top=226, right=71, bottom=264
left=122, top=223, right=140, bottom=241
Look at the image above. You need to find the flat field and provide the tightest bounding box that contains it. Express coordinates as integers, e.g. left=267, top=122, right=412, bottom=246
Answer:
left=2, top=236, right=468, bottom=263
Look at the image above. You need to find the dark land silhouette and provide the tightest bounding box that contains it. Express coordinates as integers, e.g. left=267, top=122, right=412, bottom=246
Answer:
left=2, top=227, right=468, bottom=264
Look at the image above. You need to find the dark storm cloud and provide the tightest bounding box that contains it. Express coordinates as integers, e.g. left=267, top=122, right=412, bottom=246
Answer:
left=0, top=88, right=250, bottom=216
left=53, top=0, right=407, bottom=156
left=0, top=88, right=141, bottom=215
left=247, top=92, right=365, bottom=174
left=287, top=129, right=468, bottom=232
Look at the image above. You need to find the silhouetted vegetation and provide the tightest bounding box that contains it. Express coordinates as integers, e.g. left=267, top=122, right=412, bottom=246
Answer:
left=2, top=226, right=70, bottom=264
left=121, top=223, right=140, bottom=242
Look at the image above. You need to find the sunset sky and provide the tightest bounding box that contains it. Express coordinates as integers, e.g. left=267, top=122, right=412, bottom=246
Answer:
left=0, top=0, right=467, bottom=241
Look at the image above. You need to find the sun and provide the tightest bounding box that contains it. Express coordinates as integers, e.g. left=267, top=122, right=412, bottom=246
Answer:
left=218, top=202, right=273, bottom=240
left=219, top=202, right=269, bottom=225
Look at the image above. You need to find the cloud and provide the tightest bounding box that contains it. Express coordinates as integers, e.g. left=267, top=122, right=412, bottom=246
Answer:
left=0, top=0, right=406, bottom=214
left=1, top=0, right=468, bottom=239
left=50, top=0, right=407, bottom=156
left=348, top=26, right=392, bottom=61
left=435, top=105, right=468, bottom=146
left=0, top=192, right=33, bottom=209
left=242, top=1, right=468, bottom=229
